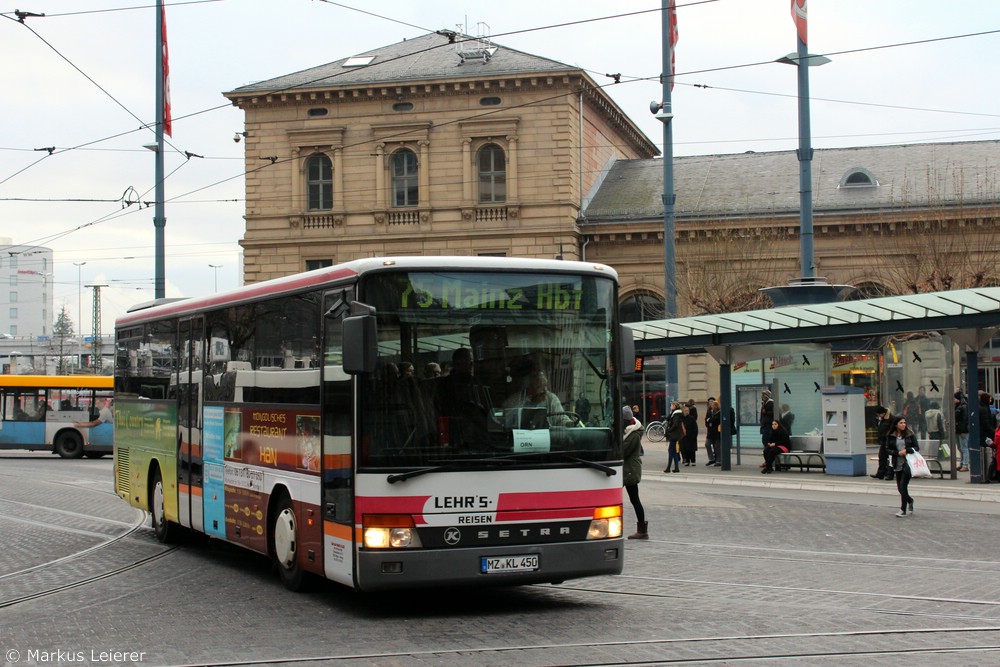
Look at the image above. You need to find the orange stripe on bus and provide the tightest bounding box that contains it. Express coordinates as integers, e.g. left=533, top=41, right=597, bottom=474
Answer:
left=323, top=521, right=359, bottom=542
left=322, top=454, right=353, bottom=468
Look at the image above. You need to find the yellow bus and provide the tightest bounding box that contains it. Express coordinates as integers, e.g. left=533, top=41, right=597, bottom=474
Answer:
left=0, top=375, right=114, bottom=458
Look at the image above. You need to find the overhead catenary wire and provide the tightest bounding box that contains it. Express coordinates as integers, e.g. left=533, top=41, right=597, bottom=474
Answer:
left=2, top=1, right=999, bottom=258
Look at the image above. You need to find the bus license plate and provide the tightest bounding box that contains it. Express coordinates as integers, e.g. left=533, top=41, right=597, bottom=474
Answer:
left=481, top=554, right=539, bottom=574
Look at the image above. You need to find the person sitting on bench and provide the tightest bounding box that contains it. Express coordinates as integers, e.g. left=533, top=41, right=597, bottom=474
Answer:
left=761, top=419, right=791, bottom=474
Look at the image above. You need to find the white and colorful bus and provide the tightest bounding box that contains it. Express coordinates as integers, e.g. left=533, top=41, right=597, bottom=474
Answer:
left=0, top=374, right=114, bottom=458
left=114, top=257, right=633, bottom=591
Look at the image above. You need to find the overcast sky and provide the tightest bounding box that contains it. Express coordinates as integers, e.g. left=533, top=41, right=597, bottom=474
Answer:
left=2, top=0, right=999, bottom=336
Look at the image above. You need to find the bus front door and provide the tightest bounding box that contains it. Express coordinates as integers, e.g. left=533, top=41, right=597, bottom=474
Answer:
left=178, top=316, right=205, bottom=532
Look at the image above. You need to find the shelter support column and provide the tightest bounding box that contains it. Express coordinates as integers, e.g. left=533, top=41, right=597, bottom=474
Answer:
left=951, top=327, right=997, bottom=484
left=719, top=361, right=733, bottom=471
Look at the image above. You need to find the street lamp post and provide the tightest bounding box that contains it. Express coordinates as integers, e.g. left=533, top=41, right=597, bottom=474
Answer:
left=654, top=0, right=678, bottom=404
left=209, top=264, right=222, bottom=292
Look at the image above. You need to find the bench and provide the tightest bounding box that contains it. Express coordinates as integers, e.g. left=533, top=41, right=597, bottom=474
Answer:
left=918, top=440, right=949, bottom=479
left=924, top=458, right=947, bottom=478
left=776, top=450, right=826, bottom=473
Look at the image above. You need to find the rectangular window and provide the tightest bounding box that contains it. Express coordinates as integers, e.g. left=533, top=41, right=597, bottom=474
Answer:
left=9, top=292, right=16, bottom=303
left=306, top=259, right=334, bottom=271
left=9, top=275, right=16, bottom=286
left=9, top=308, right=16, bottom=319
left=307, top=155, right=333, bottom=211
left=391, top=150, right=418, bottom=207
left=477, top=145, right=507, bottom=204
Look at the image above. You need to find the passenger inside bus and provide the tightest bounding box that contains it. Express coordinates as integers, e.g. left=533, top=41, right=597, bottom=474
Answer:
left=74, top=398, right=113, bottom=428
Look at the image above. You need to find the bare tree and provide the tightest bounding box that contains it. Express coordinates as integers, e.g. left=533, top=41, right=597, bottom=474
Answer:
left=855, top=216, right=1000, bottom=295
left=676, top=227, right=794, bottom=314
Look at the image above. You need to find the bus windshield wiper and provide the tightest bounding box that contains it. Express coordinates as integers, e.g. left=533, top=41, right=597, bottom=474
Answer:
left=496, top=451, right=617, bottom=476
left=386, top=458, right=513, bottom=484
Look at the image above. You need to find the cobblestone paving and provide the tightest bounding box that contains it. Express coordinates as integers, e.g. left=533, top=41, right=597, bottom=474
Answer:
left=1, top=453, right=999, bottom=667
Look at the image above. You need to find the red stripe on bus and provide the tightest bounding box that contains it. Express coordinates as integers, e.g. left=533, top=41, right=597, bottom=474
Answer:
left=495, top=508, right=592, bottom=522
left=117, top=266, right=358, bottom=326
left=496, top=488, right=622, bottom=511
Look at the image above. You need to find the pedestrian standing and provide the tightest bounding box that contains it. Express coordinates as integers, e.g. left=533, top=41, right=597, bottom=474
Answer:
left=704, top=397, right=720, bottom=466
left=888, top=416, right=919, bottom=517
left=622, top=406, right=648, bottom=539
left=759, top=390, right=774, bottom=447
left=954, top=391, right=969, bottom=472
left=681, top=403, right=699, bottom=466
left=663, top=401, right=683, bottom=473
left=870, top=406, right=894, bottom=480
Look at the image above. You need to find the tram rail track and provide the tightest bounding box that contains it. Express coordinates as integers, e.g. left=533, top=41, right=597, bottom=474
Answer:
left=154, top=627, right=1000, bottom=666
left=0, top=509, right=178, bottom=610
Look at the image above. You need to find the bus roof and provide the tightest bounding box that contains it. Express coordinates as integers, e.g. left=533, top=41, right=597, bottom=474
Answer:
left=0, top=375, right=113, bottom=389
left=116, top=256, right=617, bottom=328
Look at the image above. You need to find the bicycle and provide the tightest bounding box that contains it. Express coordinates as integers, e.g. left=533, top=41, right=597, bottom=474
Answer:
left=645, top=420, right=666, bottom=442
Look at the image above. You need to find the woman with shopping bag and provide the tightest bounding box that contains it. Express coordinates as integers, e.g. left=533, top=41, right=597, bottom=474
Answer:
left=887, top=416, right=920, bottom=517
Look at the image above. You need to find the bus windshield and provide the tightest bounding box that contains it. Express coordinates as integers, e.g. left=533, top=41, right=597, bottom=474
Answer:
left=357, top=270, right=618, bottom=468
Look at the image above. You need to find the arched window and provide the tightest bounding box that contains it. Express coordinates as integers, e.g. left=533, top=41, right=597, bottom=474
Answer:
left=391, top=149, right=418, bottom=207
left=619, top=292, right=664, bottom=323
left=839, top=168, right=878, bottom=188
left=477, top=144, right=506, bottom=203
left=306, top=154, right=332, bottom=211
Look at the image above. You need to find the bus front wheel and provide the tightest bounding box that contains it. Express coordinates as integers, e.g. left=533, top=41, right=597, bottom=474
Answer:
left=54, top=432, right=84, bottom=459
left=151, top=468, right=178, bottom=543
left=272, top=493, right=306, bottom=591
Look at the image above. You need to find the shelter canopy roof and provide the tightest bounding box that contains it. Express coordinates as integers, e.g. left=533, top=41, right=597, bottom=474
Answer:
left=627, top=287, right=1000, bottom=356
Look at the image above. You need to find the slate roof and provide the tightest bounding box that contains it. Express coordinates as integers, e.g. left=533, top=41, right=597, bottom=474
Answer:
left=228, top=32, right=579, bottom=95
left=584, top=140, right=1000, bottom=221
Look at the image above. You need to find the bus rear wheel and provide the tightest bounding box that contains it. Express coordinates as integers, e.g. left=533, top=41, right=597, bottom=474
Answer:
left=272, top=494, right=306, bottom=591
left=54, top=432, right=84, bottom=459
left=151, top=468, right=178, bottom=543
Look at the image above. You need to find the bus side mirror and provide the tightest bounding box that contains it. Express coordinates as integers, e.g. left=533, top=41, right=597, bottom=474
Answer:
left=620, top=324, right=637, bottom=377
left=343, top=314, right=377, bottom=374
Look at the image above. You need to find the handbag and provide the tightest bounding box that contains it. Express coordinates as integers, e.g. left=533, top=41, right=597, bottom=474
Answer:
left=906, top=451, right=933, bottom=478
left=938, top=442, right=950, bottom=460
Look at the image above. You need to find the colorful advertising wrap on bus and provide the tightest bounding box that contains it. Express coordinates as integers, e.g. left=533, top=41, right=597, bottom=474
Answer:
left=116, top=400, right=176, bottom=446
left=203, top=405, right=321, bottom=545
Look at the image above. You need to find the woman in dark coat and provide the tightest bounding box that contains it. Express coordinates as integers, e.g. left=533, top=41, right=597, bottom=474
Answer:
left=663, top=402, right=683, bottom=473
left=622, top=406, right=647, bottom=539
left=681, top=404, right=699, bottom=466
left=761, top=420, right=791, bottom=474
left=887, top=416, right=919, bottom=516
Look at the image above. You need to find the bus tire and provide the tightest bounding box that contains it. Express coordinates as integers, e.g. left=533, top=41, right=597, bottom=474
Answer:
left=151, top=467, right=178, bottom=543
left=54, top=431, right=84, bottom=459
left=271, top=492, right=306, bottom=591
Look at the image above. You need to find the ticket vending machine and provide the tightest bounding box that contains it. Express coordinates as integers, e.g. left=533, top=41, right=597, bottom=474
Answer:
left=821, top=386, right=867, bottom=476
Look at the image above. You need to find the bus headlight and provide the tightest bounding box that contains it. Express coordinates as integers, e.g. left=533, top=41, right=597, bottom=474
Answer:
left=587, top=505, right=623, bottom=539
left=362, top=515, right=423, bottom=549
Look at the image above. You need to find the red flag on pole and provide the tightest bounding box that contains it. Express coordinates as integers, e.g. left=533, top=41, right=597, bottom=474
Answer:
left=668, top=0, right=678, bottom=91
left=161, top=3, right=172, bottom=137
left=790, top=0, right=808, bottom=46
